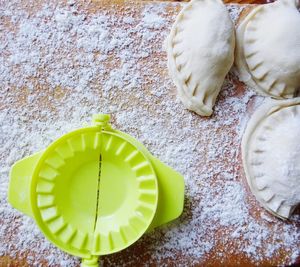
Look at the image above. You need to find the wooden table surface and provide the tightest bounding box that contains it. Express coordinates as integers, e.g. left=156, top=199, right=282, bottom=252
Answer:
left=0, top=0, right=298, bottom=266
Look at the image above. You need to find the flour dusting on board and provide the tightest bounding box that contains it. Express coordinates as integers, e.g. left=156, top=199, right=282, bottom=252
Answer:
left=0, top=1, right=299, bottom=266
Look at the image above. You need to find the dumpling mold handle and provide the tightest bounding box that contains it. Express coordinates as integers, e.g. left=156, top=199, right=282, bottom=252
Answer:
left=8, top=114, right=185, bottom=266
left=9, top=151, right=43, bottom=217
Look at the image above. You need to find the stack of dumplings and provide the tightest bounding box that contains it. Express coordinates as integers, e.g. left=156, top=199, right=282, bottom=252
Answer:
left=167, top=0, right=300, bottom=219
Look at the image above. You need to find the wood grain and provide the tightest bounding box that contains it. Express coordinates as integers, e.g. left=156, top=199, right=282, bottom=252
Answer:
left=0, top=0, right=298, bottom=267
left=144, top=0, right=272, bottom=3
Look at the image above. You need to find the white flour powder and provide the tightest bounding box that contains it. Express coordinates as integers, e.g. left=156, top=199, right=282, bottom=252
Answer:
left=0, top=0, right=299, bottom=266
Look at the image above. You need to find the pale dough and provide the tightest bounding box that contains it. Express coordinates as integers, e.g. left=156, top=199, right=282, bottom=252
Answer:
left=167, top=0, right=235, bottom=116
left=242, top=98, right=300, bottom=219
left=235, top=0, right=300, bottom=99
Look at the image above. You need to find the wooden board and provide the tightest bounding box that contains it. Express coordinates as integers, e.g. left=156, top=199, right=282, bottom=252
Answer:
left=157, top=0, right=271, bottom=3
left=0, top=0, right=299, bottom=266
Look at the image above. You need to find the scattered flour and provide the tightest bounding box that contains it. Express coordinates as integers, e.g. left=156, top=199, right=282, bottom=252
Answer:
left=0, top=0, right=299, bottom=266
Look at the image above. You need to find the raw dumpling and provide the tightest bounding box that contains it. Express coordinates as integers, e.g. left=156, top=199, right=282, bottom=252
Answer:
left=167, top=0, right=235, bottom=116
left=235, top=0, right=300, bottom=99
left=242, top=98, right=300, bottom=219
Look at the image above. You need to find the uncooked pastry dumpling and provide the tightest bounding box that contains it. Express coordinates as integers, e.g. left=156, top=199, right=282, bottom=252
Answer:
left=236, top=0, right=300, bottom=99
left=167, top=0, right=235, bottom=116
left=242, top=98, right=300, bottom=219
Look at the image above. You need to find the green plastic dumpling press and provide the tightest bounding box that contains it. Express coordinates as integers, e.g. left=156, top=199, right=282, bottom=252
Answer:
left=8, top=114, right=184, bottom=266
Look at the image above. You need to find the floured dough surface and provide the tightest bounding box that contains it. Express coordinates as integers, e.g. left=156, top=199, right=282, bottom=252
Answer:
left=235, top=0, right=300, bottom=98
left=242, top=98, right=300, bottom=219
left=167, top=0, right=235, bottom=116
